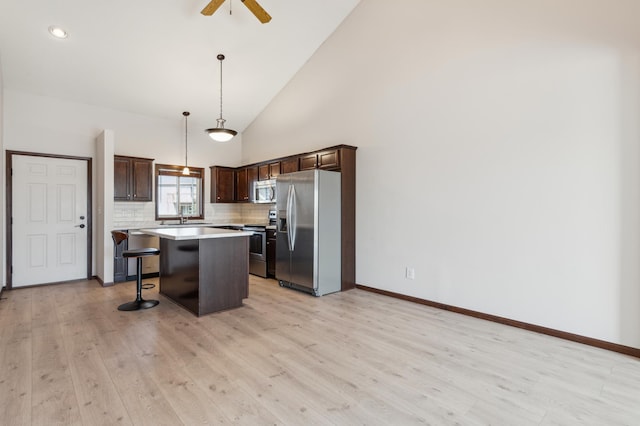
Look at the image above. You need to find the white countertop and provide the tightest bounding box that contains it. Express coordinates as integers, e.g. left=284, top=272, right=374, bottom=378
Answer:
left=139, top=227, right=253, bottom=240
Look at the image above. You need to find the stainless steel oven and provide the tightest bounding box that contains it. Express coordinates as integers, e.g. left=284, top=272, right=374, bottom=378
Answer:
left=243, top=225, right=267, bottom=277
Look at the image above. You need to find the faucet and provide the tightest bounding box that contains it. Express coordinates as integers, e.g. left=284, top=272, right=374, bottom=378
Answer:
left=180, top=214, right=187, bottom=224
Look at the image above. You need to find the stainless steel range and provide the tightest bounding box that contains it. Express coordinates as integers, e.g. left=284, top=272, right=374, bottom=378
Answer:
left=243, top=224, right=267, bottom=277
left=243, top=210, right=276, bottom=278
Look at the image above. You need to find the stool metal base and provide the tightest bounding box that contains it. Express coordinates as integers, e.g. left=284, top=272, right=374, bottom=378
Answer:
left=118, top=253, right=160, bottom=312
left=118, top=298, right=159, bottom=311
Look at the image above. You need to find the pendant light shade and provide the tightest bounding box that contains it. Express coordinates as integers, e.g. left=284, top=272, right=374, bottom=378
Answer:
left=206, top=54, right=237, bottom=142
left=182, top=111, right=190, bottom=175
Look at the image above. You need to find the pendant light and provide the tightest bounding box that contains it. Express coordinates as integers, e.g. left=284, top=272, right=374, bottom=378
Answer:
left=182, top=111, right=190, bottom=175
left=205, top=54, right=238, bottom=142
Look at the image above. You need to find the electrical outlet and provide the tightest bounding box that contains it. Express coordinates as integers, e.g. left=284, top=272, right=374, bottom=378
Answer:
left=405, top=267, right=415, bottom=280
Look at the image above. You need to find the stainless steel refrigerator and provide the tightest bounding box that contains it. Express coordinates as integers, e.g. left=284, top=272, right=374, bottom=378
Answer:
left=276, top=169, right=341, bottom=296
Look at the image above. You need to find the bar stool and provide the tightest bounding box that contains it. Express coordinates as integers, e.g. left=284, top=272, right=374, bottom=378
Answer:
left=111, top=231, right=160, bottom=311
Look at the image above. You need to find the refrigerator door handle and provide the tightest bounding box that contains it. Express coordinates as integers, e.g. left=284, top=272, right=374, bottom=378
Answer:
left=286, top=184, right=293, bottom=251
left=290, top=185, right=297, bottom=251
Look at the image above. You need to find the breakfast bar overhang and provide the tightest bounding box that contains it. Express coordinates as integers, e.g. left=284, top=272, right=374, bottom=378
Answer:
left=140, top=227, right=252, bottom=316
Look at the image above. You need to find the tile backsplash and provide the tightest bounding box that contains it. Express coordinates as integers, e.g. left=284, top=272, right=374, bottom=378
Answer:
left=112, top=202, right=274, bottom=229
left=240, top=203, right=274, bottom=224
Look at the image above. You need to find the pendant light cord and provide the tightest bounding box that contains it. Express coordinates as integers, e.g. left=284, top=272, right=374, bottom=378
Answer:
left=219, top=56, right=224, bottom=120
left=185, top=114, right=188, bottom=166
left=183, top=111, right=190, bottom=168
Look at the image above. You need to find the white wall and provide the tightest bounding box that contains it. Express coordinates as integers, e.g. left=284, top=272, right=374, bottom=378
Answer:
left=3, top=89, right=244, bottom=277
left=95, top=130, right=114, bottom=284
left=0, top=55, right=4, bottom=287
left=4, top=89, right=242, bottom=165
left=242, top=0, right=640, bottom=348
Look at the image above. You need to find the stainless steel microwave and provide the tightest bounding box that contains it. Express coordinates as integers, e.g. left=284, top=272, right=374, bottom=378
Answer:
left=252, top=179, right=276, bottom=203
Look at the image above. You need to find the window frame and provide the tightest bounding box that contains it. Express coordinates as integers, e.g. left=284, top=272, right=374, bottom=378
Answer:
left=154, top=164, right=205, bottom=221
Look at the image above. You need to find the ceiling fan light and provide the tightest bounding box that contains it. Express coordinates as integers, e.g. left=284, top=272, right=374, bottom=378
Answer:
left=205, top=127, right=238, bottom=142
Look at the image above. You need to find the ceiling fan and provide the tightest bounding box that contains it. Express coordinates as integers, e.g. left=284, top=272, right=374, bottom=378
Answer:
left=201, top=0, right=272, bottom=24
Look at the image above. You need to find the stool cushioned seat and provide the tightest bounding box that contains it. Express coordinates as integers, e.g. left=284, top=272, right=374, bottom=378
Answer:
left=123, top=248, right=160, bottom=257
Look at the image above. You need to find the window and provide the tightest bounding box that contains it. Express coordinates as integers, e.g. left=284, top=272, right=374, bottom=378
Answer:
left=155, top=164, right=204, bottom=220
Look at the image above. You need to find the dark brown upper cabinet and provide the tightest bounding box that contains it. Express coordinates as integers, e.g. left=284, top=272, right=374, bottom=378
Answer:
left=210, top=166, right=236, bottom=203
left=114, top=155, right=153, bottom=201
left=280, top=157, right=299, bottom=174
left=236, top=168, right=249, bottom=202
left=258, top=162, right=281, bottom=180
left=247, top=166, right=258, bottom=200
left=236, top=166, right=257, bottom=202
left=299, top=149, right=340, bottom=171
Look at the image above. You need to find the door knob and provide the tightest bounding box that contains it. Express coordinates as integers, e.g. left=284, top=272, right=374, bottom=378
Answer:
left=75, top=224, right=85, bottom=228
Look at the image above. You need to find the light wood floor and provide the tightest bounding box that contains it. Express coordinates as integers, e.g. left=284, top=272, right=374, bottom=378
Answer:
left=1, top=276, right=639, bottom=425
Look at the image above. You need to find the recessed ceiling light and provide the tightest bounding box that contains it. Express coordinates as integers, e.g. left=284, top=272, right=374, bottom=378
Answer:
left=48, top=26, right=68, bottom=39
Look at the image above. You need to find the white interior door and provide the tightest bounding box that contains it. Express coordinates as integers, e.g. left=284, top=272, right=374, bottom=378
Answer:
left=12, top=155, right=88, bottom=287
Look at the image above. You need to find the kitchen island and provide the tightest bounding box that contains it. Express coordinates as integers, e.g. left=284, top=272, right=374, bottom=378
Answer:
left=139, top=227, right=252, bottom=316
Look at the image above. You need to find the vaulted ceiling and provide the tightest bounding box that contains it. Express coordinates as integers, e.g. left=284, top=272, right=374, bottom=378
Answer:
left=0, top=0, right=360, bottom=131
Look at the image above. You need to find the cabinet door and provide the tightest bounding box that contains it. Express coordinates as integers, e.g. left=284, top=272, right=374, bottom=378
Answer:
left=114, top=156, right=153, bottom=201
left=114, top=157, right=131, bottom=200
left=258, top=164, right=270, bottom=180
left=259, top=162, right=281, bottom=180
left=131, top=158, right=153, bottom=201
left=281, top=157, right=299, bottom=174
left=266, top=232, right=276, bottom=277
left=269, top=162, right=281, bottom=179
left=211, top=167, right=236, bottom=203
left=113, top=235, right=128, bottom=282
left=317, top=150, right=340, bottom=170
left=299, top=153, right=318, bottom=170
left=247, top=166, right=258, bottom=200
left=299, top=150, right=340, bottom=170
left=236, top=168, right=249, bottom=202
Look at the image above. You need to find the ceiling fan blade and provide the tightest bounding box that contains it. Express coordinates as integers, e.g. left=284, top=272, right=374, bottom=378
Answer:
left=201, top=0, right=226, bottom=16
left=241, top=0, right=272, bottom=23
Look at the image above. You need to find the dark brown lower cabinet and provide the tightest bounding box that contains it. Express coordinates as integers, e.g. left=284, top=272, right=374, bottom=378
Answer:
left=266, top=229, right=276, bottom=277
left=113, top=235, right=128, bottom=283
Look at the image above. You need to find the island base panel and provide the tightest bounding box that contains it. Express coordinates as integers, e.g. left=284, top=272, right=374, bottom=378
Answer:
left=159, top=236, right=249, bottom=316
